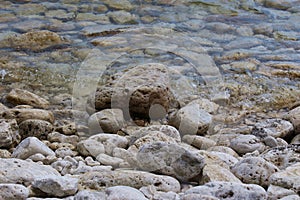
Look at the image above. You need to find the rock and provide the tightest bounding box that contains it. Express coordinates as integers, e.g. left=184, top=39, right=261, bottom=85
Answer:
left=0, top=149, right=11, bottom=158
left=186, top=98, right=219, bottom=114
left=224, top=37, right=263, bottom=50
left=270, top=162, right=300, bottom=193
left=284, top=106, right=300, bottom=134
left=279, top=195, right=300, bottom=200
left=91, top=63, right=174, bottom=120
left=1, top=109, right=55, bottom=124
left=108, top=11, right=138, bottom=24
left=55, top=123, right=77, bottom=136
left=74, top=190, right=106, bottom=200
left=267, top=185, right=298, bottom=200
left=230, top=134, right=265, bottom=155
left=264, top=0, right=297, bottom=9
left=55, top=147, right=78, bottom=158
left=0, top=158, right=60, bottom=186
left=169, top=103, right=212, bottom=136
left=6, top=89, right=49, bottom=109
left=207, top=146, right=239, bottom=158
left=136, top=142, right=205, bottom=181
left=47, top=132, right=78, bottom=146
left=291, top=134, right=300, bottom=144
left=0, top=119, right=20, bottom=148
left=77, top=133, right=128, bottom=157
left=184, top=181, right=267, bottom=200
left=0, top=30, right=68, bottom=52
left=253, top=118, right=294, bottom=138
left=0, top=183, right=29, bottom=200
left=105, top=186, right=148, bottom=200
left=102, top=0, right=134, bottom=10
left=96, top=153, right=124, bottom=168
left=200, top=164, right=241, bottom=184
left=32, top=175, right=78, bottom=197
left=0, top=102, right=8, bottom=112
left=182, top=135, right=216, bottom=150
left=19, top=119, right=54, bottom=140
left=260, top=144, right=300, bottom=169
left=88, top=109, right=125, bottom=134
left=79, top=170, right=180, bottom=192
left=231, top=157, right=279, bottom=187
left=129, top=125, right=181, bottom=145
left=208, top=151, right=239, bottom=167
left=182, top=194, right=219, bottom=200
left=12, top=137, right=55, bottom=160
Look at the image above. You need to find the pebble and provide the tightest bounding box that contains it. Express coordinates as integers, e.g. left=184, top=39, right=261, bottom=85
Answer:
left=96, top=153, right=124, bottom=168
left=105, top=186, right=148, bottom=200
left=0, top=183, right=29, bottom=200
left=107, top=11, right=138, bottom=24
left=88, top=108, right=125, bottom=134
left=200, top=164, right=241, bottom=184
left=0, top=119, right=20, bottom=148
left=182, top=135, right=216, bottom=150
left=230, top=134, right=265, bottom=155
left=231, top=156, right=279, bottom=187
left=12, top=137, right=55, bottom=159
left=32, top=175, right=78, bottom=197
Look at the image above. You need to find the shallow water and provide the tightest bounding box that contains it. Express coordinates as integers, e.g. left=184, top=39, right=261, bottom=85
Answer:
left=0, top=0, right=299, bottom=122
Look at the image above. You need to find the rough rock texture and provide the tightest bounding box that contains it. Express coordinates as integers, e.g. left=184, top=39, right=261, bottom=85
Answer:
left=270, top=162, right=300, bottom=193
left=231, top=157, right=279, bottom=187
left=73, top=190, right=106, bottom=199
left=201, top=164, right=241, bottom=184
left=0, top=158, right=60, bottom=186
left=253, top=118, right=294, bottom=138
left=230, top=134, right=265, bottom=155
left=102, top=0, right=134, bottom=11
left=284, top=106, right=300, bottom=134
left=19, top=119, right=53, bottom=140
left=90, top=63, right=175, bottom=120
left=169, top=103, right=212, bottom=136
left=6, top=89, right=50, bottom=109
left=79, top=170, right=181, bottom=192
left=182, top=135, right=216, bottom=150
left=267, top=185, right=298, bottom=200
left=0, top=119, right=20, bottom=148
left=32, top=175, right=78, bottom=197
left=136, top=142, right=205, bottom=181
left=183, top=181, right=267, bottom=200
left=1, top=109, right=55, bottom=124
left=0, top=183, right=29, bottom=200
left=105, top=186, right=148, bottom=200
left=88, top=108, right=125, bottom=134
left=12, top=137, right=55, bottom=159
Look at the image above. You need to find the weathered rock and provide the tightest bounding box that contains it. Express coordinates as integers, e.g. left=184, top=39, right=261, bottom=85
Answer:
left=184, top=181, right=267, bottom=200
left=0, top=183, right=29, bottom=200
left=182, top=135, right=216, bottom=150
left=200, top=164, right=241, bottom=184
left=102, top=0, right=134, bottom=10
left=90, top=63, right=174, bottom=120
left=77, top=133, right=128, bottom=157
left=6, top=89, right=49, bottom=109
left=105, top=186, right=148, bottom=200
left=55, top=147, right=78, bottom=158
left=47, top=132, right=78, bottom=146
left=230, top=134, right=265, bottom=155
left=169, top=103, right=212, bottom=136
left=279, top=195, right=300, bottom=200
left=0, top=30, right=68, bottom=52
left=55, top=122, right=77, bottom=136
left=73, top=190, right=106, bottom=200
left=186, top=98, right=219, bottom=114
left=96, top=153, right=124, bottom=168
left=1, top=109, right=54, bottom=124
left=108, top=11, right=138, bottom=24
left=182, top=194, right=219, bottom=200
left=284, top=106, right=300, bottom=134
left=207, top=146, right=239, bottom=158
left=32, top=175, right=78, bottom=197
left=136, top=142, right=205, bottom=181
left=253, top=118, right=294, bottom=138
left=270, top=162, right=300, bottom=193
left=291, top=134, right=300, bottom=144
left=0, top=158, right=60, bottom=186
left=208, top=151, right=239, bottom=167
left=260, top=144, right=300, bottom=169
left=0, top=119, right=20, bottom=148
left=0, top=149, right=11, bottom=158
left=12, top=137, right=55, bottom=159
left=19, top=119, right=54, bottom=140
left=79, top=170, right=180, bottom=192
left=88, top=109, right=125, bottom=134
left=267, top=185, right=298, bottom=200
left=231, top=157, right=279, bottom=187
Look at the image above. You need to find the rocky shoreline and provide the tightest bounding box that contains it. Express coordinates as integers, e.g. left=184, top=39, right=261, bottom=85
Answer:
left=0, top=0, right=300, bottom=199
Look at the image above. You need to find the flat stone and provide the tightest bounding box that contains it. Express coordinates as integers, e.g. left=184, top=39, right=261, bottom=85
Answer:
left=231, top=157, right=279, bottom=188
left=88, top=108, right=125, bottom=134
left=169, top=103, right=212, bottom=136
left=19, top=119, right=54, bottom=140
left=0, top=183, right=29, bottom=200
left=136, top=142, right=205, bottom=182
left=12, top=137, right=55, bottom=160
left=184, top=181, right=267, bottom=200
left=79, top=169, right=180, bottom=192
left=1, top=108, right=55, bottom=124
left=32, top=175, right=78, bottom=197
left=0, top=158, right=60, bottom=186
left=270, top=163, right=300, bottom=193
left=0, top=119, right=20, bottom=148
left=105, top=186, right=148, bottom=200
